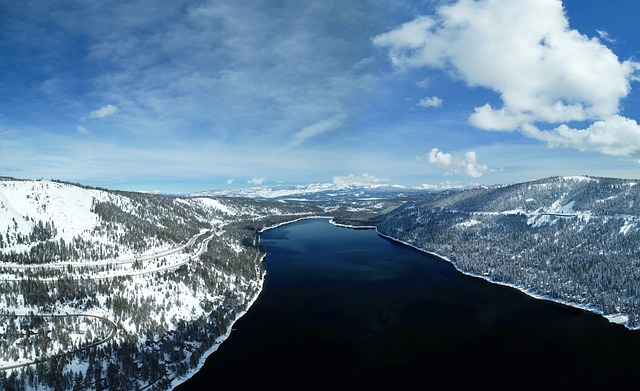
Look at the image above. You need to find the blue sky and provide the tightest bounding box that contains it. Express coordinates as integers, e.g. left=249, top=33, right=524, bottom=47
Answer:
left=1, top=0, right=640, bottom=193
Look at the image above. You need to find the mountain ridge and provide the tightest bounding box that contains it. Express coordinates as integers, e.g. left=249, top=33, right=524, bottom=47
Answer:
left=0, top=176, right=327, bottom=390
left=191, top=181, right=430, bottom=200
left=372, top=174, right=640, bottom=328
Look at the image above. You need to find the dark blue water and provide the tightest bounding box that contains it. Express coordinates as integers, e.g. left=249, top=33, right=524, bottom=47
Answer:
left=177, top=218, right=640, bottom=390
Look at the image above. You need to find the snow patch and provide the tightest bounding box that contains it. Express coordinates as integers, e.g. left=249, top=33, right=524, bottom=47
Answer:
left=605, top=313, right=629, bottom=325
left=549, top=200, right=575, bottom=214
left=619, top=219, right=636, bottom=235
left=0, top=179, right=131, bottom=243
left=456, top=219, right=481, bottom=228
left=181, top=197, right=236, bottom=215
left=562, top=176, right=596, bottom=183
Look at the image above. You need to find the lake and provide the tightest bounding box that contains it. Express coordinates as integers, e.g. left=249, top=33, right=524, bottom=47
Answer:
left=176, top=218, right=640, bottom=389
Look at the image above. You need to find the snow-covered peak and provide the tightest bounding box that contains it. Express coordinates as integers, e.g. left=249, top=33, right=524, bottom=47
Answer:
left=0, top=179, right=130, bottom=242
left=192, top=182, right=415, bottom=200
left=0, top=178, right=234, bottom=261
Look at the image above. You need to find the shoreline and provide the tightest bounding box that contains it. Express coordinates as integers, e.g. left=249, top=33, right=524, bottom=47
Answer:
left=172, top=215, right=327, bottom=390
left=170, top=254, right=267, bottom=390
left=172, top=216, right=332, bottom=389
left=173, top=215, right=636, bottom=388
left=371, top=228, right=634, bottom=330
left=328, top=218, right=633, bottom=330
left=258, top=215, right=332, bottom=233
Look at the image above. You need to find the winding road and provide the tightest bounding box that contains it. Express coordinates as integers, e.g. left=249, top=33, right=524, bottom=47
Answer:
left=0, top=313, right=117, bottom=371
left=0, top=229, right=216, bottom=370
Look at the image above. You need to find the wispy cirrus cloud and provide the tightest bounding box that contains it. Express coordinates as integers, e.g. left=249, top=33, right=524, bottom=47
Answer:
left=89, top=104, right=118, bottom=119
left=0, top=0, right=388, bottom=191
left=286, top=115, right=345, bottom=149
left=78, top=0, right=381, bottom=140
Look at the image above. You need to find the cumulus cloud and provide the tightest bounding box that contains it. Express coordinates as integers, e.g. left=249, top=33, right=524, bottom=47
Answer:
left=421, top=147, right=489, bottom=177
left=332, top=173, right=387, bottom=187
left=374, top=0, right=640, bottom=159
left=76, top=126, right=90, bottom=134
left=417, top=96, right=442, bottom=108
left=522, top=116, right=640, bottom=159
left=89, top=104, right=118, bottom=119
left=247, top=176, right=267, bottom=185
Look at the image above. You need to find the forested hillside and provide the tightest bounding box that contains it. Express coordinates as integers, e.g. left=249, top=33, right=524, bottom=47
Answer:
left=374, top=176, right=640, bottom=328
left=0, top=178, right=337, bottom=390
left=7, top=174, right=638, bottom=389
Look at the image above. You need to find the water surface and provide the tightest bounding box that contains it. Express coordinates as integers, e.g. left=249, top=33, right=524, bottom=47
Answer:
left=177, top=218, right=640, bottom=389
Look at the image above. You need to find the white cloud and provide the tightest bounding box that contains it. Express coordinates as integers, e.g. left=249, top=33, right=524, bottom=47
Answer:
left=248, top=176, right=267, bottom=185
left=596, top=29, right=616, bottom=44
left=374, top=0, right=640, bottom=159
left=416, top=78, right=430, bottom=89
left=287, top=115, right=344, bottom=148
left=417, top=96, right=442, bottom=108
left=89, top=104, right=118, bottom=119
left=469, top=104, right=527, bottom=132
left=226, top=179, right=234, bottom=185
left=416, top=180, right=463, bottom=190
left=332, top=173, right=387, bottom=187
left=76, top=126, right=90, bottom=134
left=426, top=148, right=453, bottom=167
left=422, top=147, right=489, bottom=177
left=69, top=1, right=380, bottom=145
left=522, top=115, right=640, bottom=159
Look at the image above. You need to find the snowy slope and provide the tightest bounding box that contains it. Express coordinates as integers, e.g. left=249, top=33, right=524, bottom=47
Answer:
left=376, top=175, right=640, bottom=328
left=0, top=179, right=137, bottom=252
left=1, top=179, right=110, bottom=237
left=0, top=177, right=277, bottom=389
left=0, top=178, right=239, bottom=262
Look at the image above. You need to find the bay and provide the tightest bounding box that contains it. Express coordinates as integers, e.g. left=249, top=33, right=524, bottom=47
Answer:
left=176, top=218, right=640, bottom=389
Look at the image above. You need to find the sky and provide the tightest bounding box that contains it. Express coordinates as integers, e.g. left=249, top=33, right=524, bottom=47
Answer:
left=1, top=0, right=640, bottom=193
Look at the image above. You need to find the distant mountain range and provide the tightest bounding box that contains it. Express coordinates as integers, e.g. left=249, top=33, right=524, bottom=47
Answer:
left=192, top=182, right=430, bottom=201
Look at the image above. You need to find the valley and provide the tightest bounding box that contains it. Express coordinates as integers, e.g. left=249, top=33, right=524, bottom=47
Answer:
left=0, top=177, right=395, bottom=390
left=2, top=175, right=640, bottom=390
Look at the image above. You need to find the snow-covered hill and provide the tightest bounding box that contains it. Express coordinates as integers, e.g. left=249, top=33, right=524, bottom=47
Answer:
left=374, top=175, right=640, bottom=328
left=0, top=177, right=325, bottom=390
left=1, top=179, right=131, bottom=254
left=0, top=178, right=249, bottom=262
